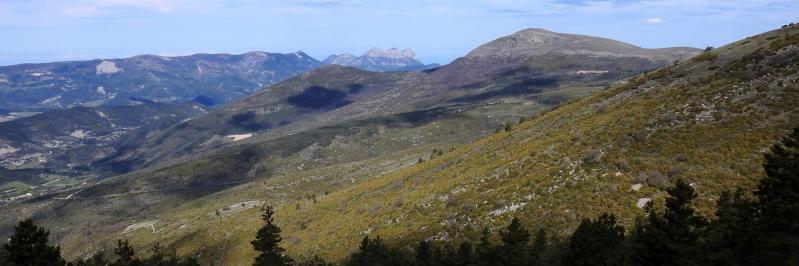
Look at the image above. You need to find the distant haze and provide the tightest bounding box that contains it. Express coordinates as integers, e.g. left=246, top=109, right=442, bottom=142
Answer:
left=0, top=0, right=797, bottom=66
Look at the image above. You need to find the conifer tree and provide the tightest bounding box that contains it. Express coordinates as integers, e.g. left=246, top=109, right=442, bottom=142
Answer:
left=252, top=206, right=292, bottom=266
left=2, top=218, right=66, bottom=266
left=496, top=217, right=530, bottom=265
left=529, top=228, right=548, bottom=264
left=632, top=179, right=707, bottom=266
left=142, top=243, right=199, bottom=266
left=346, top=236, right=406, bottom=266
left=74, top=252, right=108, bottom=266
left=450, top=242, right=475, bottom=266
left=475, top=226, right=494, bottom=265
left=565, top=213, right=626, bottom=266
left=111, top=239, right=140, bottom=266
left=298, top=255, right=331, bottom=266
left=415, top=240, right=434, bottom=266
left=753, top=128, right=799, bottom=264
left=704, top=190, right=757, bottom=265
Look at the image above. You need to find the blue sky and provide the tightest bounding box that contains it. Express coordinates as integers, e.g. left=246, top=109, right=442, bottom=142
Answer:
left=0, top=0, right=797, bottom=66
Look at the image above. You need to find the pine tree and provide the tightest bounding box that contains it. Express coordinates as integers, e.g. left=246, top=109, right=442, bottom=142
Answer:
left=111, top=239, right=140, bottom=266
left=346, top=236, right=406, bottom=266
left=475, top=227, right=494, bottom=265
left=450, top=242, right=475, bottom=266
left=140, top=243, right=198, bottom=266
left=496, top=217, right=530, bottom=265
left=415, top=240, right=434, bottom=266
left=251, top=206, right=292, bottom=266
left=298, top=255, right=331, bottom=266
left=753, top=128, right=799, bottom=264
left=564, top=213, right=626, bottom=266
left=632, top=179, right=707, bottom=266
left=2, top=218, right=66, bottom=266
left=701, top=190, right=756, bottom=265
left=529, top=228, right=548, bottom=264
left=148, top=243, right=165, bottom=265
left=74, top=252, right=108, bottom=266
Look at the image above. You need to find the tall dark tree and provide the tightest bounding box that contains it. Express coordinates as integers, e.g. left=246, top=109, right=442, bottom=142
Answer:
left=474, top=226, right=495, bottom=265
left=529, top=228, right=549, bottom=265
left=450, top=242, right=475, bottom=266
left=0, top=247, right=8, bottom=266
left=298, top=255, right=332, bottom=266
left=346, top=236, right=407, bottom=266
left=496, top=217, right=530, bottom=265
left=753, top=128, right=799, bottom=264
left=564, top=213, right=626, bottom=266
left=704, top=190, right=757, bottom=265
left=632, top=179, right=707, bottom=266
left=414, top=240, right=438, bottom=266
left=251, top=206, right=292, bottom=266
left=142, top=243, right=199, bottom=266
left=111, top=239, right=140, bottom=266
left=74, top=253, right=108, bottom=266
left=1, top=218, right=66, bottom=266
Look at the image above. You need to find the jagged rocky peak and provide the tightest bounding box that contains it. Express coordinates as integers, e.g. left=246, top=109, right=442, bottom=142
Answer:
left=322, top=47, right=435, bottom=72
left=363, top=48, right=417, bottom=59
left=323, top=53, right=357, bottom=64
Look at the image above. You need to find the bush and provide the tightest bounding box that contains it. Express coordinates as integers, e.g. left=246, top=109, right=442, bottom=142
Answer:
left=692, top=52, right=719, bottom=62
left=583, top=149, right=602, bottom=164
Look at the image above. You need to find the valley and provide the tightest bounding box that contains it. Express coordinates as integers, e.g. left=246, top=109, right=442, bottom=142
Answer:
left=0, top=11, right=797, bottom=265
left=0, top=27, right=709, bottom=264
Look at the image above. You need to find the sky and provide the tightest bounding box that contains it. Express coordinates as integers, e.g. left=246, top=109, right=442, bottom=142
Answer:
left=0, top=0, right=798, bottom=66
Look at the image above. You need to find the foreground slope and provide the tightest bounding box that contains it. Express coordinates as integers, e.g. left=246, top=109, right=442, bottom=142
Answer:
left=267, top=25, right=799, bottom=261
left=108, top=25, right=799, bottom=264
left=0, top=28, right=701, bottom=263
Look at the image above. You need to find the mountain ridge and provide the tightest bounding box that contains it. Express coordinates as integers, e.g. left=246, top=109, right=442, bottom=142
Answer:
left=0, top=51, right=322, bottom=112
left=0, top=27, right=753, bottom=265
left=466, top=28, right=699, bottom=60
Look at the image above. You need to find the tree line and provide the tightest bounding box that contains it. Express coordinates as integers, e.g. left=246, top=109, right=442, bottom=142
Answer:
left=2, top=128, right=798, bottom=265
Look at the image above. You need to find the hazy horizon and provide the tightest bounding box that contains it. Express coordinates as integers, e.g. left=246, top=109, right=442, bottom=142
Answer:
left=1, top=0, right=798, bottom=66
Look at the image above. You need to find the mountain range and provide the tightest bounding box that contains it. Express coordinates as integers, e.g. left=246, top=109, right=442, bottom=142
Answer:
left=86, top=29, right=698, bottom=177
left=4, top=24, right=796, bottom=266
left=0, top=51, right=322, bottom=112
left=323, top=48, right=440, bottom=71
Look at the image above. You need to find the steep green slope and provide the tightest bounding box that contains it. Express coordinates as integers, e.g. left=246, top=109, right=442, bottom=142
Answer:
left=0, top=28, right=702, bottom=263
left=269, top=25, right=799, bottom=262
left=32, top=25, right=793, bottom=264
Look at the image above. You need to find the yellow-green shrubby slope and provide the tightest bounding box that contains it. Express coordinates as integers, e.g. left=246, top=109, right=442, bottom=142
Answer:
left=116, top=25, right=799, bottom=265
left=269, top=25, right=799, bottom=262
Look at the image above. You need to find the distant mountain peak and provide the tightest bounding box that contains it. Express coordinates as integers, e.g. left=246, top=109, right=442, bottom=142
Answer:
left=323, top=48, right=436, bottom=72
left=466, top=28, right=698, bottom=60
left=363, top=48, right=416, bottom=59
left=323, top=53, right=357, bottom=65
left=0, top=51, right=323, bottom=111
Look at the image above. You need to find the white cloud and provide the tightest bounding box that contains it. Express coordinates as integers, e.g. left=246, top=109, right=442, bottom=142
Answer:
left=645, top=17, right=664, bottom=24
